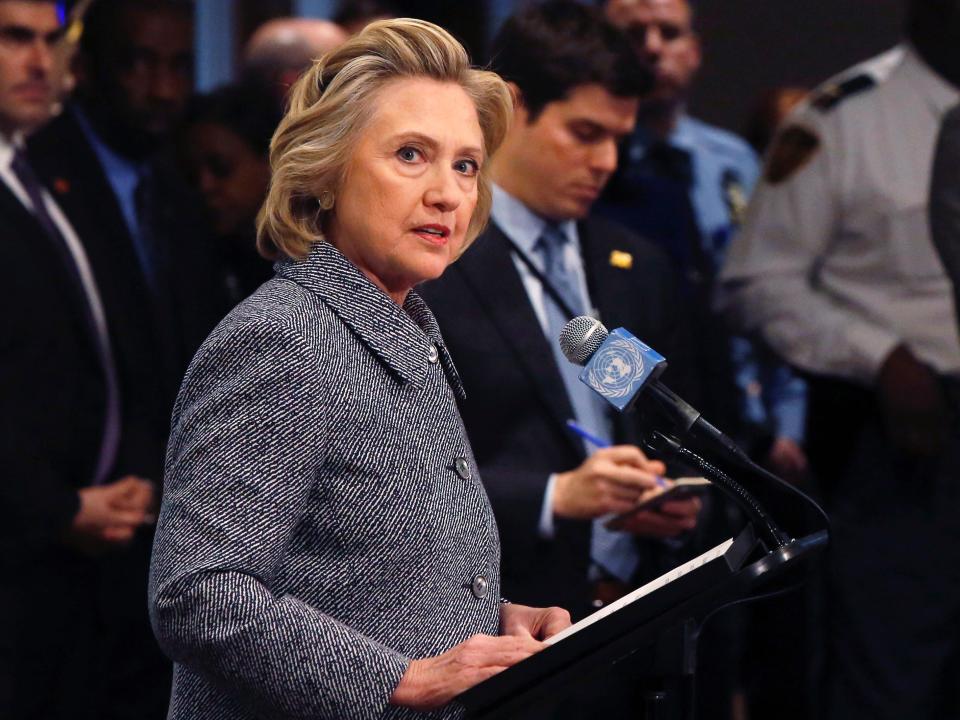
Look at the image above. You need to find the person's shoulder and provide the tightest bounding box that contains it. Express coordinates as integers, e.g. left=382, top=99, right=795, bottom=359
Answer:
left=202, top=275, right=335, bottom=360
left=681, top=116, right=758, bottom=166
left=28, top=106, right=80, bottom=147
left=27, top=106, right=92, bottom=172
left=806, top=45, right=904, bottom=115
left=29, top=106, right=105, bottom=177
left=427, top=221, right=507, bottom=282
left=757, top=47, right=904, bottom=186
left=471, top=218, right=509, bottom=251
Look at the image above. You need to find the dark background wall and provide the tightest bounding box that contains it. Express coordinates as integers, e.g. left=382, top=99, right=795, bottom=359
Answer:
left=687, top=0, right=907, bottom=135
left=125, top=0, right=911, bottom=141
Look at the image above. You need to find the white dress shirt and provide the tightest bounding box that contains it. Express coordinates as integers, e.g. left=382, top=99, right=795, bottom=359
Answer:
left=720, top=44, right=960, bottom=383
left=490, top=184, right=595, bottom=539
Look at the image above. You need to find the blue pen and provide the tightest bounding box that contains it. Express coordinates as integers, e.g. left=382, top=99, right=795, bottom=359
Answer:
left=565, top=419, right=668, bottom=488
left=565, top=419, right=610, bottom=449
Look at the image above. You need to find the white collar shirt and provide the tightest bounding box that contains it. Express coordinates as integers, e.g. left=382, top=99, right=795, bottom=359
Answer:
left=490, top=183, right=594, bottom=333
left=721, top=44, right=960, bottom=382
left=0, top=130, right=31, bottom=207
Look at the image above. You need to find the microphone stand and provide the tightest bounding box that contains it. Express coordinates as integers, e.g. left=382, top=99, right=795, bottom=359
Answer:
left=642, top=382, right=830, bottom=546
left=557, top=320, right=828, bottom=719
left=636, top=424, right=829, bottom=720
left=644, top=431, right=792, bottom=551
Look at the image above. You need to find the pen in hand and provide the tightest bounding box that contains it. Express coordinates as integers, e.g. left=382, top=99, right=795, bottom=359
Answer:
left=565, top=419, right=667, bottom=489
left=565, top=419, right=610, bottom=449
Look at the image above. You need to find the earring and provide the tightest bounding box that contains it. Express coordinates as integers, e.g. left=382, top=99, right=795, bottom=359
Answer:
left=317, top=190, right=335, bottom=211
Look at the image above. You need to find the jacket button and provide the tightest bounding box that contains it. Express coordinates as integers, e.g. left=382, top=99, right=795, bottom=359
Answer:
left=454, top=457, right=471, bottom=480
left=471, top=575, right=489, bottom=599
left=428, top=344, right=439, bottom=364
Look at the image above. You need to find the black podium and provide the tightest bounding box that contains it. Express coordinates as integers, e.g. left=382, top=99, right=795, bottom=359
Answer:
left=458, top=525, right=826, bottom=719
left=462, top=319, right=833, bottom=719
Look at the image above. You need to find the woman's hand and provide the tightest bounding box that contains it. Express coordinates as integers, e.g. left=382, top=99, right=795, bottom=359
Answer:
left=499, top=602, right=571, bottom=641
left=390, top=634, right=544, bottom=710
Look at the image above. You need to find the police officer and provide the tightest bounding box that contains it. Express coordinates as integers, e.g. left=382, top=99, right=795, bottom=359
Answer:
left=602, top=0, right=808, bottom=479
left=721, top=2, right=960, bottom=718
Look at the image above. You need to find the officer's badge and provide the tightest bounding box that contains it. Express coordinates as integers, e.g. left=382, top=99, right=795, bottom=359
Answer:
left=721, top=171, right=748, bottom=227
left=609, top=250, right=633, bottom=270
left=764, top=125, right=820, bottom=184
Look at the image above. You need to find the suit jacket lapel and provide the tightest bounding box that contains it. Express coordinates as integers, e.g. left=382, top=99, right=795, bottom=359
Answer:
left=580, top=220, right=634, bottom=331
left=0, top=178, right=40, bottom=238
left=454, top=223, right=581, bottom=454
left=0, top=179, right=103, bottom=356
left=579, top=219, right=668, bottom=448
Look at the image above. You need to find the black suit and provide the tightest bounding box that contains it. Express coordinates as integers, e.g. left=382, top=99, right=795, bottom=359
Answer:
left=0, top=180, right=102, bottom=549
left=0, top=170, right=156, bottom=718
left=931, top=102, right=960, bottom=332
left=27, top=107, right=229, bottom=425
left=0, top=112, right=227, bottom=718
left=419, top=216, right=695, bottom=619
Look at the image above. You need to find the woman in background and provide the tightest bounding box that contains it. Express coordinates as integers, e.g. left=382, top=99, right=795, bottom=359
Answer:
left=180, top=82, right=278, bottom=304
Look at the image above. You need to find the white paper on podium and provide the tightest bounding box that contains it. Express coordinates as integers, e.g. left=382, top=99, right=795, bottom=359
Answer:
left=545, top=537, right=735, bottom=646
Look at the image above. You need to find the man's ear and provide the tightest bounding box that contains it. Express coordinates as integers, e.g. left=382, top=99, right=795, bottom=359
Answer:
left=70, top=50, right=89, bottom=89
left=689, top=33, right=703, bottom=76
left=507, top=82, right=531, bottom=126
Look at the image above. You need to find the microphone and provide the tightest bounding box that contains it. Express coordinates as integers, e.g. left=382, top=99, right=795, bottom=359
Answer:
left=559, top=316, right=745, bottom=461
left=561, top=316, right=803, bottom=548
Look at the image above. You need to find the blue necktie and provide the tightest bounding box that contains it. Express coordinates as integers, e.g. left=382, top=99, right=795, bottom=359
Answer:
left=11, top=147, right=122, bottom=485
left=535, top=224, right=640, bottom=583
left=133, top=167, right=161, bottom=294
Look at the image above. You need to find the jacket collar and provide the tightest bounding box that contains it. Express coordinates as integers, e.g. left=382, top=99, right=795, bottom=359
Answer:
left=276, top=240, right=465, bottom=397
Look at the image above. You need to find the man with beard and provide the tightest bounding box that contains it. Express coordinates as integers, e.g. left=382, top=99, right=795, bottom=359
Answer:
left=29, top=0, right=227, bottom=400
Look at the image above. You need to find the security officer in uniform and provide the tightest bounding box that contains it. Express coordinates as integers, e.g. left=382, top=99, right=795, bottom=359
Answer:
left=602, top=0, right=808, bottom=478
left=721, top=2, right=960, bottom=718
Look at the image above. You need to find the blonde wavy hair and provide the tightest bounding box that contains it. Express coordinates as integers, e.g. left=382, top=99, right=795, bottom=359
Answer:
left=257, top=18, right=514, bottom=260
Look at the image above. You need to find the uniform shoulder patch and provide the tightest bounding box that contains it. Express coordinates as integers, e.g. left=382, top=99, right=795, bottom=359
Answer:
left=763, top=125, right=820, bottom=184
left=811, top=73, right=876, bottom=112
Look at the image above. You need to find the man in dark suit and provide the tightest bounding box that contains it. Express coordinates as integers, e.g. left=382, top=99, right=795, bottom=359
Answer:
left=420, top=0, right=703, bottom=623
left=29, top=0, right=227, bottom=410
left=0, top=1, right=167, bottom=717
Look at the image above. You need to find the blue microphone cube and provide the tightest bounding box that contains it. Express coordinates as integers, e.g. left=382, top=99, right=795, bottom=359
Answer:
left=578, top=328, right=667, bottom=411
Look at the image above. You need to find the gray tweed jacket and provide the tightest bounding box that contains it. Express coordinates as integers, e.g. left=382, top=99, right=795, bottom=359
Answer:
left=149, top=241, right=502, bottom=720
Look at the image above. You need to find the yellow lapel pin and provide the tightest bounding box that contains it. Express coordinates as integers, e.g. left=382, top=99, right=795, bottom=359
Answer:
left=609, top=250, right=633, bottom=270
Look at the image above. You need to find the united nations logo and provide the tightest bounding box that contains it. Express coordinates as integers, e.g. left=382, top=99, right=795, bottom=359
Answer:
left=585, top=336, right=645, bottom=399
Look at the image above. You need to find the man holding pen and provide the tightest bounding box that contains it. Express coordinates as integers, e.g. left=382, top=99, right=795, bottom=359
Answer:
left=420, top=0, right=703, bottom=621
